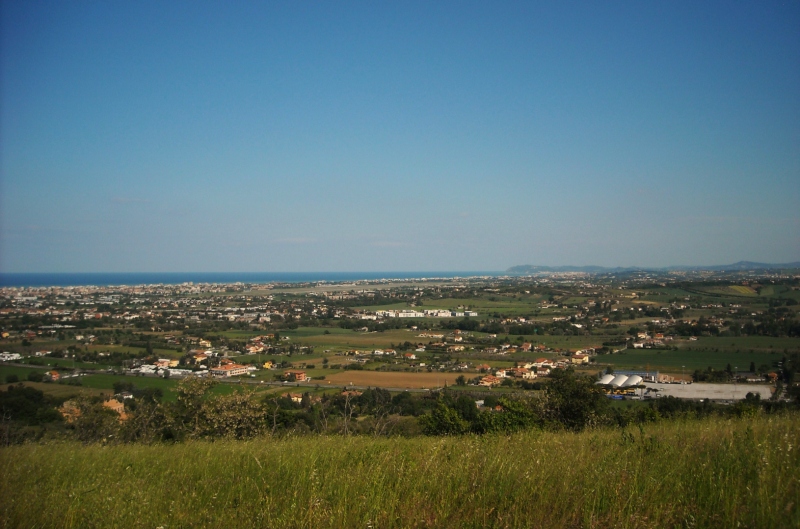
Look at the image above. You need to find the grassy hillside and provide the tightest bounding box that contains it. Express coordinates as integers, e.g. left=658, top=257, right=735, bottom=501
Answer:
left=1, top=415, right=798, bottom=528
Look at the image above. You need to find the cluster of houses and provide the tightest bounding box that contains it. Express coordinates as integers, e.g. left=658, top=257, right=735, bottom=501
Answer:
left=366, top=309, right=478, bottom=319
left=127, top=350, right=259, bottom=379
left=631, top=331, right=672, bottom=349
left=126, top=350, right=314, bottom=381
left=130, top=361, right=194, bottom=377
left=474, top=356, right=582, bottom=387
left=0, top=351, right=23, bottom=362
left=245, top=334, right=275, bottom=354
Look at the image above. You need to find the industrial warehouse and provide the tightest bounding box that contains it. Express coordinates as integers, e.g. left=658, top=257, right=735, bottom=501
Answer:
left=596, top=372, right=773, bottom=402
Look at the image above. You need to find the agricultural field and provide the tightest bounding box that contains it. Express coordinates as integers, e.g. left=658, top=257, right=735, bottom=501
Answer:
left=2, top=273, right=798, bottom=413
left=596, top=335, right=798, bottom=373
left=522, top=335, right=614, bottom=351
left=420, top=296, right=544, bottom=315
left=351, top=302, right=414, bottom=311
left=207, top=326, right=424, bottom=353
left=78, top=373, right=181, bottom=395
left=286, top=328, right=427, bottom=350
left=678, top=283, right=799, bottom=301
left=601, top=347, right=781, bottom=373
left=675, top=335, right=800, bottom=354
left=0, top=364, right=49, bottom=382
left=0, top=371, right=196, bottom=402
left=87, top=345, right=183, bottom=358
left=244, top=326, right=629, bottom=355
left=0, top=381, right=106, bottom=399
left=325, top=370, right=464, bottom=389
left=17, top=357, right=113, bottom=370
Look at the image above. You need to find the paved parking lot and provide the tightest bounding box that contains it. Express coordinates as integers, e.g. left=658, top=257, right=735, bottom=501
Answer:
left=641, top=382, right=773, bottom=400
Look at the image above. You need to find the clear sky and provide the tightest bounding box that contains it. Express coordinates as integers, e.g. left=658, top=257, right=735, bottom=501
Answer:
left=2, top=1, right=798, bottom=273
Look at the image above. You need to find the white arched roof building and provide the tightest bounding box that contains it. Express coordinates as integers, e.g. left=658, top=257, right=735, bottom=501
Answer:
left=597, top=374, right=615, bottom=385
left=609, top=375, right=630, bottom=388
left=621, top=375, right=643, bottom=387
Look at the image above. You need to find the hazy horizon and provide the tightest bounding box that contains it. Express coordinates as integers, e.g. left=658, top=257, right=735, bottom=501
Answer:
left=2, top=258, right=799, bottom=277
left=2, top=2, right=798, bottom=273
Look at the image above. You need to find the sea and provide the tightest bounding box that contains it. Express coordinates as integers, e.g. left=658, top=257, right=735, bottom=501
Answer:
left=0, top=272, right=502, bottom=288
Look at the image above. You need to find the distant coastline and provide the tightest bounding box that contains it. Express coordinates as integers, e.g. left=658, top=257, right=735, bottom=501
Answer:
left=0, top=271, right=501, bottom=288
left=506, top=261, right=800, bottom=274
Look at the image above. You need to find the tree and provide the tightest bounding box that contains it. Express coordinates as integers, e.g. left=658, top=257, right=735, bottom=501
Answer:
left=474, top=397, right=540, bottom=434
left=543, top=369, right=610, bottom=431
left=119, top=399, right=170, bottom=443
left=196, top=390, right=266, bottom=439
left=453, top=395, right=479, bottom=423
left=70, top=395, right=120, bottom=443
left=0, top=384, right=62, bottom=426
left=419, top=402, right=469, bottom=435
left=172, top=376, right=216, bottom=437
left=455, top=375, right=466, bottom=386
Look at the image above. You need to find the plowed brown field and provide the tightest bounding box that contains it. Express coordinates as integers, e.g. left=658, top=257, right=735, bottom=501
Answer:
left=325, top=370, right=464, bottom=388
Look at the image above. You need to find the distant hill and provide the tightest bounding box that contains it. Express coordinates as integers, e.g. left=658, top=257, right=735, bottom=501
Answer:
left=506, top=261, right=800, bottom=275
left=506, top=265, right=638, bottom=274
left=694, top=261, right=800, bottom=271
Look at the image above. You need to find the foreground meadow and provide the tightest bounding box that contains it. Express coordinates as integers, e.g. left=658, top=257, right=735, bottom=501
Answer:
left=1, top=414, right=798, bottom=529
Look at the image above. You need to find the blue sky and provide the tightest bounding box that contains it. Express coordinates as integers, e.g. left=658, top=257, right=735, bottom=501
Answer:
left=2, top=1, right=798, bottom=272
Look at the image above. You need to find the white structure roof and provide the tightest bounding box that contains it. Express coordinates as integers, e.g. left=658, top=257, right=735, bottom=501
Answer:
left=597, top=374, right=615, bottom=385
left=621, top=375, right=643, bottom=387
left=610, top=375, right=629, bottom=388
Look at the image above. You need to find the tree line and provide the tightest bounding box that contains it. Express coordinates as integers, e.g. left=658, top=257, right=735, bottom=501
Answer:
left=2, top=369, right=798, bottom=445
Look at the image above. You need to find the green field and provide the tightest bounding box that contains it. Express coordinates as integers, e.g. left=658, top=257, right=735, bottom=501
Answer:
left=602, top=348, right=780, bottom=373
left=1, top=414, right=797, bottom=528
left=20, top=357, right=111, bottom=370
left=525, top=335, right=611, bottom=351
left=237, top=326, right=627, bottom=354
left=352, top=302, right=415, bottom=311
left=678, top=284, right=800, bottom=302
left=0, top=381, right=106, bottom=399
left=0, top=364, right=49, bottom=382
left=90, top=345, right=182, bottom=357
left=420, top=296, right=543, bottom=315
left=284, top=327, right=427, bottom=350
left=76, top=374, right=256, bottom=401
left=352, top=296, right=547, bottom=316
left=596, top=335, right=799, bottom=372
left=674, top=336, right=800, bottom=354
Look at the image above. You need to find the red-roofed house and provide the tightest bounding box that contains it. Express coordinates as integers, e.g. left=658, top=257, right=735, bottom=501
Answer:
left=283, top=370, right=307, bottom=382
left=211, top=363, right=249, bottom=377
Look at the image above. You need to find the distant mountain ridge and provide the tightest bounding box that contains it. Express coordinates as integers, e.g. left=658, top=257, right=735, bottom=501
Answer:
left=506, top=261, right=800, bottom=275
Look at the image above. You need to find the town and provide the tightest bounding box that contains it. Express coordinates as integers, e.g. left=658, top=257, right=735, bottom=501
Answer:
left=1, top=268, right=798, bottom=435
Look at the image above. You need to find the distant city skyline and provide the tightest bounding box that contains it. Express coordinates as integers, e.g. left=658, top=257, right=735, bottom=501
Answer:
left=2, top=1, right=798, bottom=273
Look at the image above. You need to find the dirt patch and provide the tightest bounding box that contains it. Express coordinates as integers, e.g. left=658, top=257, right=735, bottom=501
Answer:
left=324, top=371, right=464, bottom=389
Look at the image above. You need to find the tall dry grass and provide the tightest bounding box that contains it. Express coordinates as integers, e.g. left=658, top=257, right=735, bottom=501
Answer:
left=1, top=414, right=798, bottom=528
